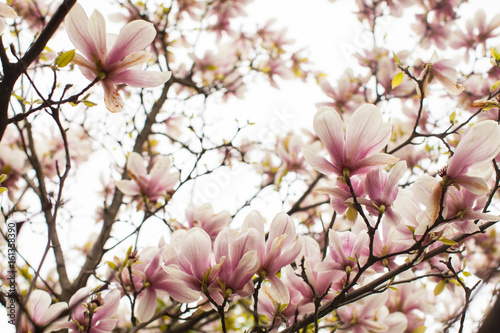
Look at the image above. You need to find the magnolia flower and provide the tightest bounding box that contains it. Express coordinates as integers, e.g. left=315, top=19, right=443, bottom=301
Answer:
left=0, top=3, right=16, bottom=32
left=165, top=227, right=260, bottom=307
left=65, top=3, right=171, bottom=112
left=337, top=293, right=408, bottom=333
left=116, top=152, right=179, bottom=202
left=414, top=120, right=500, bottom=225
left=418, top=53, right=464, bottom=96
left=18, top=290, right=67, bottom=333
left=316, top=230, right=369, bottom=274
left=62, top=287, right=121, bottom=333
left=131, top=247, right=199, bottom=322
left=445, top=120, right=500, bottom=194
left=357, top=161, right=406, bottom=226
left=303, top=104, right=397, bottom=177
left=242, top=211, right=302, bottom=276
left=185, top=203, right=230, bottom=241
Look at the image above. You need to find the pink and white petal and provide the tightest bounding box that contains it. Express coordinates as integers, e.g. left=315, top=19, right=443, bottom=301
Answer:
left=267, top=237, right=303, bottom=274
left=149, top=156, right=172, bottom=183
left=73, top=53, right=97, bottom=75
left=107, top=20, right=156, bottom=65
left=313, top=106, right=345, bottom=166
left=267, top=274, right=290, bottom=305
left=0, top=19, right=6, bottom=32
left=178, top=228, right=212, bottom=278
left=157, top=279, right=200, bottom=303
left=242, top=210, right=265, bottom=235
left=98, top=289, right=120, bottom=320
left=115, top=180, right=141, bottom=196
left=39, top=302, right=68, bottom=326
left=227, top=250, right=260, bottom=290
left=107, top=51, right=150, bottom=73
left=345, top=104, right=390, bottom=164
left=102, top=80, right=124, bottom=112
left=65, top=3, right=96, bottom=61
left=267, top=213, right=295, bottom=252
left=136, top=288, right=157, bottom=322
left=88, top=9, right=107, bottom=62
left=463, top=210, right=499, bottom=222
left=303, top=148, right=340, bottom=175
left=0, top=3, right=17, bottom=18
left=29, top=290, right=52, bottom=323
left=448, top=120, right=500, bottom=177
left=110, top=69, right=172, bottom=88
left=126, top=152, right=147, bottom=180
left=350, top=153, right=399, bottom=175
left=382, top=161, right=406, bottom=200
left=92, top=319, right=118, bottom=333
left=453, top=174, right=490, bottom=195
left=162, top=265, right=201, bottom=290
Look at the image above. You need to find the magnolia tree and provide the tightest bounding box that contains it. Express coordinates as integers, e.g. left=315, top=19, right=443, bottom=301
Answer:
left=2, top=0, right=500, bottom=332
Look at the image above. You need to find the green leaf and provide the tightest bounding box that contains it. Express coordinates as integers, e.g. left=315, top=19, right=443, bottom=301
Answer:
left=491, top=80, right=500, bottom=92
left=106, top=261, right=117, bottom=270
left=412, top=325, right=427, bottom=333
left=57, top=49, right=75, bottom=68
left=83, top=100, right=97, bottom=107
left=491, top=48, right=500, bottom=61
left=449, top=111, right=456, bottom=123
left=0, top=174, right=6, bottom=183
left=0, top=187, right=7, bottom=193
left=392, top=51, right=402, bottom=66
left=392, top=72, right=404, bottom=89
left=434, top=279, right=446, bottom=296
left=346, top=205, right=358, bottom=222
left=463, top=271, right=471, bottom=277
left=440, top=238, right=458, bottom=246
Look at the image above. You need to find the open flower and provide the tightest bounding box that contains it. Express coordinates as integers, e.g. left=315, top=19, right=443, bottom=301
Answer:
left=115, top=152, right=179, bottom=203
left=18, top=290, right=68, bottom=333
left=65, top=3, right=171, bottom=112
left=303, top=104, right=397, bottom=177
left=62, top=287, right=121, bottom=333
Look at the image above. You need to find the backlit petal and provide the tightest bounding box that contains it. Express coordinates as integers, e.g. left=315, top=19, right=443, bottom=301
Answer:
left=313, top=106, right=345, bottom=167
left=107, top=20, right=156, bottom=65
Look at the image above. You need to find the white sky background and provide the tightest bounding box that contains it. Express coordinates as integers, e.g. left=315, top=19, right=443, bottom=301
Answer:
left=3, top=0, right=500, bottom=331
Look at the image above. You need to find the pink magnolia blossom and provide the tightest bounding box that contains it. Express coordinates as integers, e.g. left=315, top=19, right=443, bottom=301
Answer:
left=0, top=2, right=16, bottom=32
left=357, top=161, right=406, bottom=226
left=165, top=226, right=260, bottom=307
left=163, top=228, right=222, bottom=299
left=124, top=247, right=200, bottom=322
left=242, top=211, right=303, bottom=276
left=62, top=287, right=121, bottom=333
left=414, top=121, right=500, bottom=227
left=419, top=53, right=464, bottom=96
left=115, top=152, right=179, bottom=202
left=303, top=104, right=397, bottom=177
left=318, top=176, right=365, bottom=221
left=317, top=69, right=365, bottom=115
left=275, top=133, right=307, bottom=186
left=293, top=237, right=345, bottom=301
left=18, top=290, right=68, bottom=333
left=65, top=3, right=172, bottom=112
left=316, top=230, right=369, bottom=274
left=441, top=187, right=499, bottom=234
left=213, top=227, right=261, bottom=305
left=445, top=120, right=500, bottom=194
left=258, top=266, right=315, bottom=330
left=451, top=9, right=500, bottom=62
left=336, top=293, right=408, bottom=333
left=185, top=203, right=231, bottom=241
